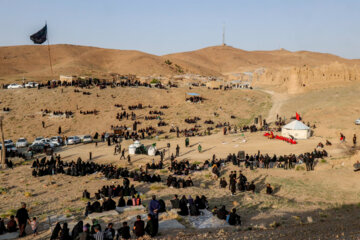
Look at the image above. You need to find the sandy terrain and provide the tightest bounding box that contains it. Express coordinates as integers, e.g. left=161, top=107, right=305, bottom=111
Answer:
left=1, top=45, right=360, bottom=239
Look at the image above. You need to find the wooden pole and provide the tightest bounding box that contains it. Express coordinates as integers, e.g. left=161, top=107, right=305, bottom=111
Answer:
left=46, top=22, right=54, bottom=79
left=0, top=116, right=6, bottom=169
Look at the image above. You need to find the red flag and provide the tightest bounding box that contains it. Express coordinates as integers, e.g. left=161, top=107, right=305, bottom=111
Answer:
left=296, top=112, right=300, bottom=121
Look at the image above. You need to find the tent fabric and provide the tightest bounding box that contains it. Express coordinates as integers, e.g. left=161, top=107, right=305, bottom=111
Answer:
left=282, top=120, right=310, bottom=130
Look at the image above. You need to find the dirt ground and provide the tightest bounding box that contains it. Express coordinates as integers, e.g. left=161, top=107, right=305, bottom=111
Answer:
left=1, top=83, right=360, bottom=239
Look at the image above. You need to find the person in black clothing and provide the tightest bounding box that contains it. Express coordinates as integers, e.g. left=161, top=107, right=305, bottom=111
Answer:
left=16, top=202, right=30, bottom=237
left=59, top=222, right=71, bottom=240
left=133, top=215, right=145, bottom=238
left=170, top=195, right=180, bottom=209
left=266, top=184, right=273, bottom=194
left=83, top=189, right=90, bottom=199
left=117, top=222, right=131, bottom=240
left=50, top=222, right=61, bottom=240
left=217, top=205, right=228, bottom=220
left=6, top=215, right=17, bottom=232
left=118, top=196, right=126, bottom=207
left=178, top=195, right=189, bottom=216
left=145, top=214, right=157, bottom=237
left=104, top=223, right=115, bottom=240
left=0, top=218, right=6, bottom=235
left=71, top=220, right=83, bottom=239
left=228, top=208, right=241, bottom=225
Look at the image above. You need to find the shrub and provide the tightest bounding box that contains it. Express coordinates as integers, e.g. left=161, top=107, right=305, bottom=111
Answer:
left=150, top=79, right=160, bottom=84
left=24, top=192, right=32, bottom=197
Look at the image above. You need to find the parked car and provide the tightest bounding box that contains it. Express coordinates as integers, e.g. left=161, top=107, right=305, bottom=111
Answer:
left=355, top=118, right=360, bottom=125
left=33, top=137, right=45, bottom=144
left=50, top=136, right=63, bottom=145
left=7, top=84, right=23, bottom=89
left=4, top=139, right=13, bottom=145
left=16, top=138, right=29, bottom=148
left=82, top=135, right=93, bottom=143
left=0, top=143, right=17, bottom=152
left=40, top=138, right=58, bottom=148
left=28, top=143, right=46, bottom=154
left=25, top=82, right=39, bottom=88
left=66, top=136, right=81, bottom=145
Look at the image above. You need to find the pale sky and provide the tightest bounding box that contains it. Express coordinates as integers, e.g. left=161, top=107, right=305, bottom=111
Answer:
left=1, top=0, right=359, bottom=58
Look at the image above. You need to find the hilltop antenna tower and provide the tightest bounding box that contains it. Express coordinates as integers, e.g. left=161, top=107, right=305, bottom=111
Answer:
left=222, top=24, right=226, bottom=46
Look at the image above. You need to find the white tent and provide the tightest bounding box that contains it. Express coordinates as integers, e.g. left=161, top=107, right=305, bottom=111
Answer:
left=281, top=120, right=311, bottom=140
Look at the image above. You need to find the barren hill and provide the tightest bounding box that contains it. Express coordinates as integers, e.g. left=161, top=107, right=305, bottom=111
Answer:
left=164, top=45, right=359, bottom=74
left=2, top=44, right=360, bottom=91
left=0, top=44, right=215, bottom=82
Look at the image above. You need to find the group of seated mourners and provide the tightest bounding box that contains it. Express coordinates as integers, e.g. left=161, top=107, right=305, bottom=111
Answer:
left=171, top=194, right=209, bottom=217
left=84, top=184, right=142, bottom=215
left=31, top=155, right=161, bottom=183
left=0, top=215, right=19, bottom=235
left=128, top=104, right=143, bottom=110
left=224, top=149, right=327, bottom=171
left=166, top=175, right=194, bottom=188
left=41, top=109, right=74, bottom=117
left=50, top=215, right=157, bottom=240
left=79, top=110, right=99, bottom=115
left=185, top=117, right=200, bottom=124
left=211, top=205, right=241, bottom=226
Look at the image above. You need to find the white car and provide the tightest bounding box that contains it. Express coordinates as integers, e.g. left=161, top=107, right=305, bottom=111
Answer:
left=41, top=138, right=59, bottom=147
left=25, top=82, right=39, bottom=88
left=67, top=136, right=81, bottom=145
left=82, top=135, right=93, bottom=143
left=50, top=136, right=63, bottom=145
left=0, top=143, right=17, bottom=152
left=4, top=139, right=13, bottom=145
left=7, top=84, right=23, bottom=89
left=33, top=137, right=45, bottom=144
left=16, top=138, right=29, bottom=148
left=355, top=118, right=360, bottom=125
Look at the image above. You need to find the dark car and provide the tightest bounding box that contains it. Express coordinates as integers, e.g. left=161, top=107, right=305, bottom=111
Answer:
left=28, top=143, right=47, bottom=154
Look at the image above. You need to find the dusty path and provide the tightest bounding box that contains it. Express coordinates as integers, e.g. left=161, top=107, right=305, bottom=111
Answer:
left=260, top=89, right=289, bottom=123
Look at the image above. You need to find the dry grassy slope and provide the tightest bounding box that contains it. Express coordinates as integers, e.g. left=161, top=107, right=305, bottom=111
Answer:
left=0, top=87, right=271, bottom=141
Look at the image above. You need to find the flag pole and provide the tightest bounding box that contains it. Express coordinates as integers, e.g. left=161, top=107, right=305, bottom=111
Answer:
left=46, top=21, right=54, bottom=79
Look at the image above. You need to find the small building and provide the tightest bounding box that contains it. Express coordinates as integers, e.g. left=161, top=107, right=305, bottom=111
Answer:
left=59, top=75, right=75, bottom=83
left=281, top=120, right=311, bottom=140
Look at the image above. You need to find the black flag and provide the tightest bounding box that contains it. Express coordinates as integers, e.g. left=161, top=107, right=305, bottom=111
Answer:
left=30, top=24, right=47, bottom=44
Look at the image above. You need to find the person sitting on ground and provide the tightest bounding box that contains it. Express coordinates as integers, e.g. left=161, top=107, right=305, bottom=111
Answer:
left=178, top=195, right=189, bottom=216
left=50, top=222, right=61, bottom=240
left=217, top=205, right=228, bottom=220
left=266, top=183, right=273, bottom=194
left=170, top=194, right=180, bottom=209
left=227, top=208, right=241, bottom=226
left=189, top=201, right=200, bottom=216
left=133, top=215, right=145, bottom=238
left=0, top=218, right=5, bottom=235
left=83, top=190, right=90, bottom=199
left=158, top=199, right=166, bottom=213
left=118, top=196, right=126, bottom=207
left=59, top=222, right=70, bottom=240
left=211, top=206, right=218, bottom=216
left=145, top=214, right=157, bottom=237
left=117, top=222, right=131, bottom=240
left=6, top=215, right=17, bottom=232
left=220, top=177, right=227, bottom=188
